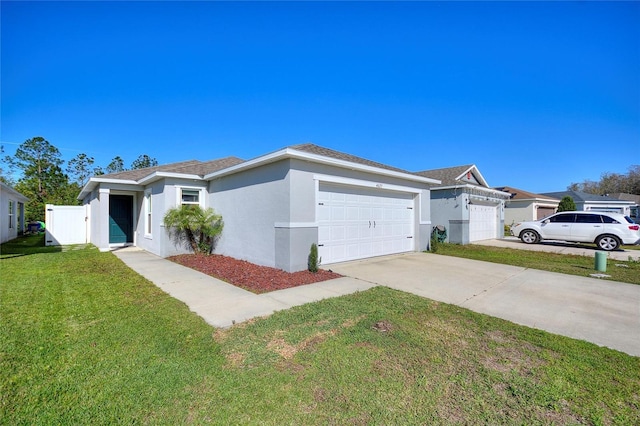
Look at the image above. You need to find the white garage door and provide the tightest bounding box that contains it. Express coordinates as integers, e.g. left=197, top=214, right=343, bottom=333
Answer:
left=469, top=204, right=498, bottom=242
left=317, top=183, right=415, bottom=264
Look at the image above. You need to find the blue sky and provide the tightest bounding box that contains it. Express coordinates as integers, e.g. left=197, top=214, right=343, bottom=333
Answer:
left=2, top=1, right=638, bottom=193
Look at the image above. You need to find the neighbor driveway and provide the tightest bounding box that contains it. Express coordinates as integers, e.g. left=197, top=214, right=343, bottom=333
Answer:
left=330, top=253, right=640, bottom=357
left=475, top=237, right=640, bottom=261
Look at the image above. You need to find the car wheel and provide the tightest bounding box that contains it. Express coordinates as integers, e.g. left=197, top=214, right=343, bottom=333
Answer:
left=520, top=230, right=540, bottom=244
left=596, top=235, right=620, bottom=251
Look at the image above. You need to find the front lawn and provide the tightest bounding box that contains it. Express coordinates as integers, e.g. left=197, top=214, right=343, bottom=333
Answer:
left=2, top=235, right=639, bottom=424
left=434, top=243, right=640, bottom=285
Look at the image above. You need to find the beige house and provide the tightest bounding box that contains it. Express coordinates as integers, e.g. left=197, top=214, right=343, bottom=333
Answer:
left=495, top=186, right=559, bottom=225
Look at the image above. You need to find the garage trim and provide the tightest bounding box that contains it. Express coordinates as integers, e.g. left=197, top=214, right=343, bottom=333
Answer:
left=312, top=174, right=422, bottom=194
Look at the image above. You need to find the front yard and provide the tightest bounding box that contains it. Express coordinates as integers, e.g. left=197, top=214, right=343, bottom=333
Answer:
left=2, top=235, right=639, bottom=424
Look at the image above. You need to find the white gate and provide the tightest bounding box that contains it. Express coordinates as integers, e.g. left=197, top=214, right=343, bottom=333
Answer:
left=45, top=204, right=88, bottom=246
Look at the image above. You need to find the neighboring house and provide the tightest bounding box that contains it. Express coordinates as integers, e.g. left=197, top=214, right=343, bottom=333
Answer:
left=608, top=193, right=640, bottom=221
left=495, top=186, right=560, bottom=225
left=78, top=144, right=440, bottom=272
left=541, top=190, right=635, bottom=217
left=415, top=165, right=511, bottom=244
left=1, top=181, right=29, bottom=244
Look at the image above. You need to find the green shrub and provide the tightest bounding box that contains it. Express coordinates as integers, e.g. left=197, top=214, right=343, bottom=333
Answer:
left=308, top=243, right=320, bottom=273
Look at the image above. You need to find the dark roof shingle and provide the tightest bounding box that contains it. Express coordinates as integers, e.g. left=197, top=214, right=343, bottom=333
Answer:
left=290, top=143, right=420, bottom=176
left=97, top=157, right=245, bottom=181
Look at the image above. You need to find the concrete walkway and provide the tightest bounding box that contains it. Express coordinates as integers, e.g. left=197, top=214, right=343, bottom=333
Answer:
left=112, top=247, right=376, bottom=328
left=113, top=247, right=640, bottom=357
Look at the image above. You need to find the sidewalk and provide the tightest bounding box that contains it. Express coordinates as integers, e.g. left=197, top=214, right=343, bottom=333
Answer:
left=112, top=247, right=376, bottom=328
left=113, top=247, right=640, bottom=357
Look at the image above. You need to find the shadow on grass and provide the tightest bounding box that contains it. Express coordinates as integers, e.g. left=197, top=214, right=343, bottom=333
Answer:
left=538, top=240, right=633, bottom=253
left=0, top=234, right=62, bottom=258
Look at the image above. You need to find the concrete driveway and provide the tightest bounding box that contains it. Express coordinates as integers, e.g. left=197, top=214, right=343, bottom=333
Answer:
left=475, top=237, right=640, bottom=261
left=329, top=252, right=640, bottom=357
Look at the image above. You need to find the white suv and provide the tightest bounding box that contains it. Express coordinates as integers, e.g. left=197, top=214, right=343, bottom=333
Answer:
left=511, top=211, right=640, bottom=251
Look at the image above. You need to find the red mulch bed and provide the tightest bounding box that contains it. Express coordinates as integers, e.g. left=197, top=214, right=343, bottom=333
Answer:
left=167, top=254, right=343, bottom=294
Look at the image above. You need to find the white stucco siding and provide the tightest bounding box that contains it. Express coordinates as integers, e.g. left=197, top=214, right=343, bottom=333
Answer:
left=1, top=183, right=29, bottom=244
left=504, top=202, right=533, bottom=226
left=209, top=161, right=291, bottom=268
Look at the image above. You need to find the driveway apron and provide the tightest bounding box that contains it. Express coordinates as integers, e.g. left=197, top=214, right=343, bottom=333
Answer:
left=330, top=252, right=640, bottom=357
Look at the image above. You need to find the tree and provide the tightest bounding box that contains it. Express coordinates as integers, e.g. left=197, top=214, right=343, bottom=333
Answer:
left=0, top=145, right=15, bottom=184
left=105, top=156, right=126, bottom=174
left=163, top=205, right=224, bottom=254
left=66, top=153, right=96, bottom=186
left=5, top=137, right=63, bottom=196
left=557, top=196, right=576, bottom=212
left=4, top=137, right=79, bottom=221
left=569, top=165, right=640, bottom=196
left=131, top=154, right=158, bottom=170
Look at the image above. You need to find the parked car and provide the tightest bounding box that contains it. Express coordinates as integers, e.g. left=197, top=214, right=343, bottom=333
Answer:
left=511, top=211, right=640, bottom=251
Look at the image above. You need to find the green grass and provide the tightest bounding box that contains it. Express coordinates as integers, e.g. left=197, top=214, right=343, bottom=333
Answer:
left=2, top=235, right=640, bottom=424
left=434, top=243, right=640, bottom=285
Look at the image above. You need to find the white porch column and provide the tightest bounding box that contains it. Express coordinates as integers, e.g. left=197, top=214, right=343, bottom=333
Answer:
left=98, top=188, right=110, bottom=251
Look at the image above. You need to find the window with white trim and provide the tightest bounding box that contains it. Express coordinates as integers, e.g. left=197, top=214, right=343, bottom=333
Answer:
left=180, top=188, right=201, bottom=206
left=144, top=191, right=152, bottom=236
left=8, top=200, right=14, bottom=229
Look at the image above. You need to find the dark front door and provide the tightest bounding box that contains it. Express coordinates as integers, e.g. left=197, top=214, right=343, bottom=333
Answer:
left=109, top=195, right=133, bottom=244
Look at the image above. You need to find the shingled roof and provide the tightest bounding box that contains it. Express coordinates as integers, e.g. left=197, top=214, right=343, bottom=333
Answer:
left=495, top=186, right=560, bottom=201
left=541, top=190, right=633, bottom=204
left=98, top=157, right=245, bottom=181
left=290, top=143, right=419, bottom=176
left=415, top=164, right=474, bottom=186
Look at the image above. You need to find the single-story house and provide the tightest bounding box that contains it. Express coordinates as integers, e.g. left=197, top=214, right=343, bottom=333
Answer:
left=541, top=190, right=635, bottom=217
left=495, top=186, right=560, bottom=224
left=78, top=144, right=440, bottom=272
left=414, top=165, right=511, bottom=244
left=608, top=193, right=639, bottom=221
left=1, top=181, right=29, bottom=244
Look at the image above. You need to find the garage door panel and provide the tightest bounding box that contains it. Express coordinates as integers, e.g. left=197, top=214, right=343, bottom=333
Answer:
left=318, top=183, right=415, bottom=264
left=469, top=204, right=498, bottom=242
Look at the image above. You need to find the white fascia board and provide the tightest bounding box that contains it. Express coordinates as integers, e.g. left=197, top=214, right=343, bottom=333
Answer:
left=586, top=199, right=635, bottom=206
left=204, top=147, right=441, bottom=185
left=434, top=184, right=512, bottom=198
left=77, top=177, right=142, bottom=200
left=137, top=171, right=203, bottom=185
left=314, top=173, right=423, bottom=194
left=0, top=182, right=29, bottom=202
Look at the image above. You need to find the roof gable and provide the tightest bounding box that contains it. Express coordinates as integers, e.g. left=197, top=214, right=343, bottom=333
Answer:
left=415, top=164, right=489, bottom=188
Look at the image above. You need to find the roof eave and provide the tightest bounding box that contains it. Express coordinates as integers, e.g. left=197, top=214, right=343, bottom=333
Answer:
left=78, top=177, right=140, bottom=200
left=137, top=171, right=203, bottom=185
left=205, top=147, right=441, bottom=185
left=433, top=184, right=512, bottom=198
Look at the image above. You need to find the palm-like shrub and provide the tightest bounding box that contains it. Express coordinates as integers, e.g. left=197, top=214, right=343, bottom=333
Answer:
left=163, top=205, right=223, bottom=254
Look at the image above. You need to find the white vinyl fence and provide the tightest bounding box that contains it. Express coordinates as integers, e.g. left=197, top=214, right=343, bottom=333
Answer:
left=45, top=204, right=88, bottom=246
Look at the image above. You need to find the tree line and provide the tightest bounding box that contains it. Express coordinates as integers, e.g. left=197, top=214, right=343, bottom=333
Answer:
left=1, top=136, right=158, bottom=223
left=568, top=165, right=640, bottom=197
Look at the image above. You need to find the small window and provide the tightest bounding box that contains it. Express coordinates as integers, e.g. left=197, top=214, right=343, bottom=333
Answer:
left=548, top=213, right=575, bottom=223
left=145, top=191, right=152, bottom=236
left=181, top=189, right=200, bottom=205
left=8, top=200, right=14, bottom=229
left=576, top=214, right=602, bottom=224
